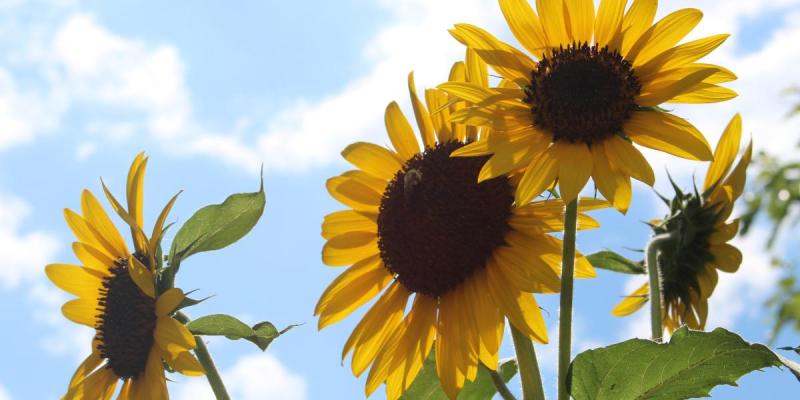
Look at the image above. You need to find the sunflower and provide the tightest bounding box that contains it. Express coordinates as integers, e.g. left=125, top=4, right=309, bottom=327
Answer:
left=316, top=62, right=603, bottom=399
left=439, top=0, right=736, bottom=212
left=612, top=114, right=751, bottom=333
left=46, top=153, right=203, bottom=399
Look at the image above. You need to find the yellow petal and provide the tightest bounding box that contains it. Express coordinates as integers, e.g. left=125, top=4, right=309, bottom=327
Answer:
left=710, top=243, right=743, bottom=273
left=315, top=255, right=393, bottom=329
left=436, top=292, right=467, bottom=400
left=63, top=209, right=110, bottom=257
left=493, top=240, right=561, bottom=294
left=638, top=68, right=717, bottom=106
left=696, top=266, right=718, bottom=298
left=637, top=34, right=731, bottom=78
left=477, top=132, right=549, bottom=182
left=139, top=347, right=168, bottom=400
left=628, top=8, right=703, bottom=66
left=592, top=145, right=632, bottom=213
left=498, top=0, right=548, bottom=58
left=709, top=220, right=740, bottom=244
left=80, top=190, right=128, bottom=258
left=72, top=242, right=115, bottom=275
left=129, top=257, right=156, bottom=298
left=64, top=366, right=117, bottom=400
left=155, top=288, right=185, bottom=317
left=344, top=282, right=410, bottom=376
left=611, top=282, right=649, bottom=316
left=341, top=142, right=403, bottom=181
left=68, top=347, right=104, bottom=390
left=326, top=176, right=382, bottom=212
left=722, top=139, right=752, bottom=200
left=516, top=149, right=558, bottom=205
left=155, top=316, right=197, bottom=356
left=594, top=0, right=626, bottom=48
left=704, top=114, right=742, bottom=191
left=341, top=170, right=388, bottom=195
left=668, top=84, right=737, bottom=104
left=126, top=153, right=148, bottom=254
left=466, top=47, right=489, bottom=89
left=45, top=264, right=103, bottom=299
left=603, top=136, right=655, bottom=186
left=408, top=72, right=437, bottom=148
left=385, top=101, right=421, bottom=161
left=625, top=111, right=712, bottom=161
left=620, top=0, right=658, bottom=54
left=426, top=88, right=454, bottom=142
left=62, top=298, right=98, bottom=328
left=322, top=232, right=379, bottom=267
left=565, top=0, right=594, bottom=44
left=485, top=267, right=547, bottom=343
left=321, top=210, right=378, bottom=240
left=466, top=275, right=504, bottom=370
left=165, top=350, right=205, bottom=376
left=450, top=24, right=537, bottom=85
left=552, top=141, right=593, bottom=203
left=537, top=0, right=570, bottom=47
left=150, top=191, right=181, bottom=252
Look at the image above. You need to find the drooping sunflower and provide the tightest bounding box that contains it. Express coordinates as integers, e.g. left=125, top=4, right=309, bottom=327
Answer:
left=46, top=153, right=203, bottom=399
left=316, top=61, right=603, bottom=399
left=439, top=0, right=736, bottom=212
left=613, top=114, right=751, bottom=333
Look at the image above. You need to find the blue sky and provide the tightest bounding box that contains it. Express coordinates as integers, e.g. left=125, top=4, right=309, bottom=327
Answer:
left=2, top=0, right=800, bottom=399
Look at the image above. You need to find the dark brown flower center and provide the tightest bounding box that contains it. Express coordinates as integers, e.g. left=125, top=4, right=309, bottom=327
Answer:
left=376, top=141, right=514, bottom=297
left=96, top=257, right=156, bottom=379
left=524, top=43, right=641, bottom=144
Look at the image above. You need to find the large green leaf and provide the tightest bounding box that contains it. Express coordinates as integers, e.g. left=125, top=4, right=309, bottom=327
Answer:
left=585, top=251, right=645, bottom=275
left=187, top=314, right=295, bottom=351
left=170, top=174, right=265, bottom=264
left=568, top=327, right=781, bottom=400
left=400, top=352, right=518, bottom=400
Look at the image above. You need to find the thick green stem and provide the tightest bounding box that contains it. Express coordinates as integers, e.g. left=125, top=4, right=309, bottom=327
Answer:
left=487, top=363, right=518, bottom=400
left=557, top=199, right=578, bottom=400
left=176, top=311, right=231, bottom=400
left=510, top=325, right=545, bottom=400
left=645, top=233, right=675, bottom=342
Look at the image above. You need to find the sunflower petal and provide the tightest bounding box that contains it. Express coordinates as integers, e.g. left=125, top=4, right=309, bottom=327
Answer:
left=611, top=282, right=649, bottom=316
left=451, top=24, right=537, bottom=85
left=408, top=72, right=437, bottom=148
left=592, top=144, right=632, bottom=213
left=326, top=176, right=382, bottom=212
left=385, top=102, right=421, bottom=161
left=710, top=243, right=743, bottom=273
left=709, top=220, right=740, bottom=244
left=637, top=34, right=730, bottom=78
left=565, top=0, right=595, bottom=44
left=704, top=114, right=742, bottom=191
left=315, top=255, right=393, bottom=329
left=45, top=264, right=103, bottom=299
left=165, top=350, right=205, bottom=376
left=498, top=0, right=548, bottom=58
left=517, top=148, right=559, bottom=205
left=155, top=288, right=185, bottom=317
left=155, top=316, right=197, bottom=356
left=668, top=84, right=737, bottom=104
left=620, top=0, right=658, bottom=54
left=603, top=136, right=655, bottom=186
left=552, top=142, right=592, bottom=203
left=485, top=267, right=548, bottom=343
left=594, top=0, right=626, bottom=48
left=341, top=142, right=402, bottom=181
left=80, top=190, right=129, bottom=258
left=322, top=231, right=379, bottom=267
left=62, top=298, right=98, bottom=327
left=321, top=210, right=378, bottom=240
left=625, top=111, right=712, bottom=161
left=129, top=257, right=156, bottom=298
left=628, top=8, right=703, bottom=66
left=537, top=0, right=570, bottom=47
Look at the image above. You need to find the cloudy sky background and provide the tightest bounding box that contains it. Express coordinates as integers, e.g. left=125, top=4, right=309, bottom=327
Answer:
left=2, top=0, right=800, bottom=398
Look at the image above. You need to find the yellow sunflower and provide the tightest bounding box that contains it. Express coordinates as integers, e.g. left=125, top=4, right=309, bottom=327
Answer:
left=439, top=0, right=736, bottom=212
left=316, top=61, right=603, bottom=399
left=46, top=153, right=203, bottom=399
left=612, top=114, right=751, bottom=333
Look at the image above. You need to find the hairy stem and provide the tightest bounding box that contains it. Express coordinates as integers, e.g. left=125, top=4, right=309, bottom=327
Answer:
left=175, top=311, right=230, bottom=400
left=557, top=199, right=578, bottom=400
left=645, top=233, right=676, bottom=342
left=511, top=325, right=545, bottom=400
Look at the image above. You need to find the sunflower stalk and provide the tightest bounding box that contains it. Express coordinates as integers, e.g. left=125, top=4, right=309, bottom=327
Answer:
left=557, top=199, right=578, bottom=400
left=645, top=233, right=677, bottom=342
left=510, top=326, right=544, bottom=400
left=175, top=311, right=231, bottom=400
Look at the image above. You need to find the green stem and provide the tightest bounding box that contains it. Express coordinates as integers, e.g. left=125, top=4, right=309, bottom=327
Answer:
left=176, top=311, right=231, bottom=400
left=557, top=199, right=578, bottom=400
left=645, top=233, right=675, bottom=342
left=510, top=325, right=545, bottom=400
left=486, top=363, right=518, bottom=400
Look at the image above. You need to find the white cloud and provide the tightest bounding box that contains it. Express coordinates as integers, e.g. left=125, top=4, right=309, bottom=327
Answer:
left=174, top=353, right=307, bottom=400
left=74, top=141, right=97, bottom=161
left=0, top=382, right=10, bottom=400
left=0, top=194, right=60, bottom=288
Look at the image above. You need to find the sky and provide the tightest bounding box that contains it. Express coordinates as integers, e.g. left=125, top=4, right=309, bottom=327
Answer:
left=2, top=0, right=800, bottom=398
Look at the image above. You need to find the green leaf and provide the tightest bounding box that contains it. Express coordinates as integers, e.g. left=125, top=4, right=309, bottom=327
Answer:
left=175, top=293, right=213, bottom=312
left=568, top=327, right=782, bottom=400
left=170, top=173, right=265, bottom=264
left=187, top=314, right=292, bottom=352
left=400, top=352, right=518, bottom=400
left=586, top=251, right=646, bottom=275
